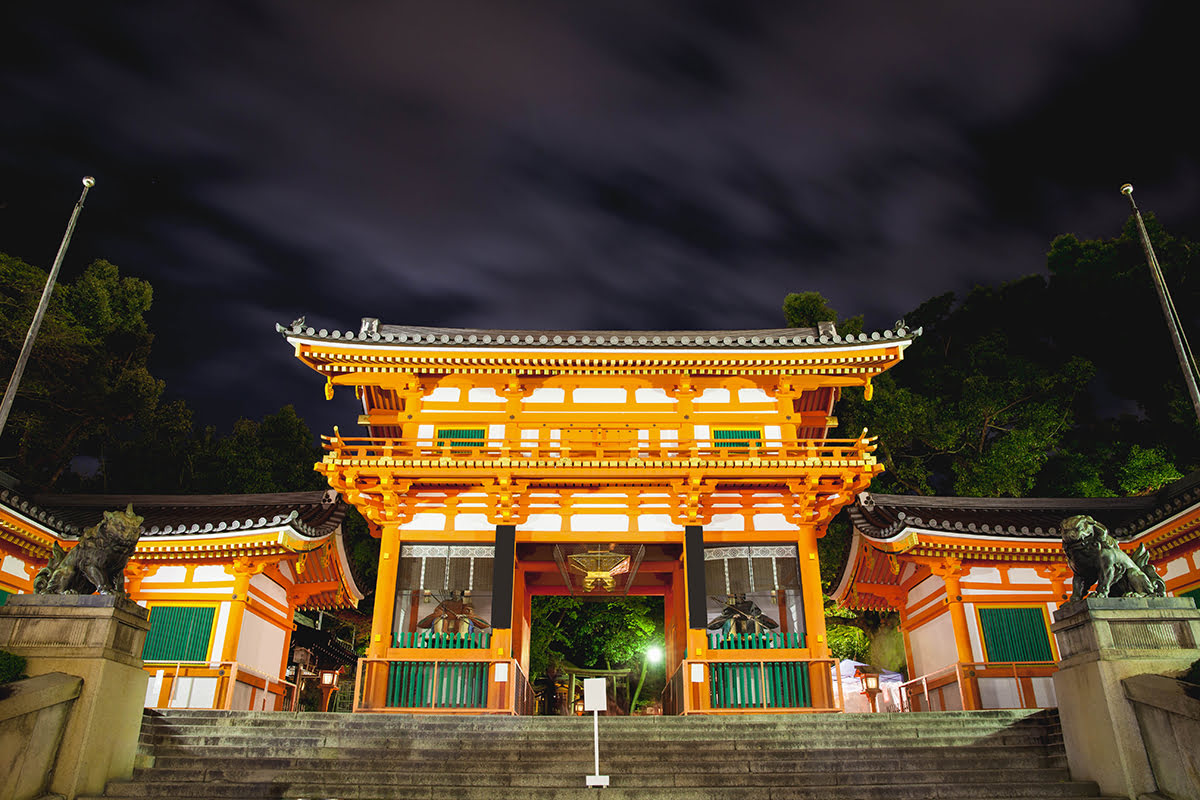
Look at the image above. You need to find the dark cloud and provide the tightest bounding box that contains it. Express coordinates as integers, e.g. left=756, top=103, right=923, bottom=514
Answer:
left=1, top=0, right=1197, bottom=438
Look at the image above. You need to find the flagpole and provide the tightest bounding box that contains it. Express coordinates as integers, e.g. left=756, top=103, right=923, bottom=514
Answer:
left=0, top=177, right=96, bottom=439
left=1121, top=183, right=1200, bottom=426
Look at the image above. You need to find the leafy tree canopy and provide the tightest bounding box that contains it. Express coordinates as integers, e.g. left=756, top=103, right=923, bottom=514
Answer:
left=1, top=254, right=161, bottom=489
left=530, top=596, right=661, bottom=679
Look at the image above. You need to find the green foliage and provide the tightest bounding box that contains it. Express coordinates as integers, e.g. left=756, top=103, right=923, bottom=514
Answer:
left=1, top=254, right=162, bottom=489
left=0, top=650, right=27, bottom=684
left=826, top=624, right=869, bottom=662
left=530, top=596, right=662, bottom=679
left=1118, top=445, right=1184, bottom=496
left=783, top=291, right=863, bottom=335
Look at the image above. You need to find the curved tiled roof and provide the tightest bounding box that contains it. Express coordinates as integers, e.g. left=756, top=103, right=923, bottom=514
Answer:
left=276, top=319, right=922, bottom=349
left=0, top=488, right=83, bottom=536
left=28, top=490, right=347, bottom=540
left=849, top=468, right=1200, bottom=542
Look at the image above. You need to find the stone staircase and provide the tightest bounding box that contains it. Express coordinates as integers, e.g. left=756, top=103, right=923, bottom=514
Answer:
left=82, top=708, right=1118, bottom=800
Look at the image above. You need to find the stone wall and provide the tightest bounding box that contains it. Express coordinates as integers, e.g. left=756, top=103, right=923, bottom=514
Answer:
left=1122, top=673, right=1200, bottom=800
left=0, top=672, right=83, bottom=800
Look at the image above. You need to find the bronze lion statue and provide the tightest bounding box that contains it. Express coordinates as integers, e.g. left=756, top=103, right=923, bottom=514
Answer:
left=1060, top=514, right=1165, bottom=601
left=34, top=504, right=144, bottom=597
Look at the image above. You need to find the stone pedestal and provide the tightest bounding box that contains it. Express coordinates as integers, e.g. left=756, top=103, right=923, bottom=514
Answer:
left=1051, top=597, right=1200, bottom=800
left=0, top=595, right=150, bottom=800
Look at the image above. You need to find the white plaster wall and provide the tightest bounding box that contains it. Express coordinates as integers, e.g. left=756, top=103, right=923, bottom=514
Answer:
left=966, top=567, right=1001, bottom=584
left=737, top=388, right=770, bottom=403
left=518, top=514, right=563, bottom=532
left=695, top=388, right=730, bottom=403
left=488, top=424, right=505, bottom=442
left=417, top=424, right=434, bottom=440
left=763, top=425, right=781, bottom=443
left=251, top=573, right=288, bottom=605
left=1007, top=568, right=1046, bottom=585
left=426, top=387, right=460, bottom=402
left=1, top=554, right=26, bottom=578
left=907, top=575, right=944, bottom=608
left=635, top=388, right=674, bottom=403
left=169, top=677, right=218, bottom=709
left=963, top=603, right=984, bottom=660
left=193, top=565, right=231, bottom=582
left=636, top=515, right=680, bottom=532
left=525, top=387, right=564, bottom=403
left=1032, top=677, right=1057, bottom=707
left=570, top=515, right=630, bottom=532
left=573, top=387, right=626, bottom=403
left=705, top=514, right=745, bottom=532
left=751, top=513, right=799, bottom=531
left=451, top=514, right=490, bottom=531
left=693, top=424, right=710, bottom=440
left=908, top=611, right=957, bottom=676
left=211, top=602, right=230, bottom=659
left=468, top=387, right=505, bottom=403
left=236, top=612, right=286, bottom=677
left=978, top=677, right=1021, bottom=709
left=1162, top=556, right=1190, bottom=581
left=401, top=513, right=448, bottom=531
left=141, top=565, right=187, bottom=584
left=144, top=668, right=166, bottom=707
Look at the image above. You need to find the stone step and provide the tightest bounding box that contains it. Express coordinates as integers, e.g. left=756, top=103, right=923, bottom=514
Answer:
left=144, top=745, right=1064, bottom=769
left=137, top=751, right=1068, bottom=779
left=89, top=781, right=1107, bottom=800
left=116, top=765, right=1076, bottom=786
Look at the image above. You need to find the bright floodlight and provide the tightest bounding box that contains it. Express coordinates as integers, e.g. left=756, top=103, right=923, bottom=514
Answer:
left=82, top=176, right=95, bottom=188
left=646, top=645, right=663, bottom=664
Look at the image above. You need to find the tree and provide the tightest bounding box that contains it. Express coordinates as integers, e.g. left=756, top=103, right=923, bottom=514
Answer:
left=0, top=254, right=162, bottom=489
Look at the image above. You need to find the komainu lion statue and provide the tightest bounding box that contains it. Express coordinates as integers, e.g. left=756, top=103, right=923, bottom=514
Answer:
left=1060, top=514, right=1165, bottom=601
left=34, top=504, right=144, bottom=597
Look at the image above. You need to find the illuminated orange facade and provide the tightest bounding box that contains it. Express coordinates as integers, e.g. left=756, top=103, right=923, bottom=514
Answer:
left=0, top=489, right=362, bottom=710
left=835, top=484, right=1200, bottom=712
left=283, top=319, right=918, bottom=713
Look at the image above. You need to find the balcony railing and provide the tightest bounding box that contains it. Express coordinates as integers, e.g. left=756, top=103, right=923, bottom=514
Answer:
left=143, top=661, right=296, bottom=711
left=663, top=657, right=842, bottom=715
left=899, top=661, right=1058, bottom=712
left=353, top=656, right=533, bottom=715
left=321, top=434, right=877, bottom=470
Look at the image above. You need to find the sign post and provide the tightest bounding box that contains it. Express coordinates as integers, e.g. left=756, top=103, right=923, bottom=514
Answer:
left=583, top=677, right=608, bottom=788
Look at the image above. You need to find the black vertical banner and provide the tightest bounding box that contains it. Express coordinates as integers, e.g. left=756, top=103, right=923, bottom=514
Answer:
left=492, top=525, right=516, bottom=627
left=685, top=525, right=706, bottom=629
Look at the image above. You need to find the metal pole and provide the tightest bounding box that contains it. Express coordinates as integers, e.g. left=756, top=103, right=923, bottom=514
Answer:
left=593, top=709, right=600, bottom=776
left=0, top=177, right=95, bottom=439
left=1121, top=183, right=1200, bottom=425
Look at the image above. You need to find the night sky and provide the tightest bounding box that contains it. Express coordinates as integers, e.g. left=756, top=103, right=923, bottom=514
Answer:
left=2, top=2, right=1199, bottom=437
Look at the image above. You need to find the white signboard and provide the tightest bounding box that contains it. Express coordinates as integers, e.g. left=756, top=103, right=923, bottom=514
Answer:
left=583, top=677, right=607, bottom=712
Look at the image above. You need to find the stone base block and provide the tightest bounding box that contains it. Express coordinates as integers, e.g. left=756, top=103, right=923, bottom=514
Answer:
left=0, top=596, right=150, bottom=800
left=1051, top=597, right=1200, bottom=800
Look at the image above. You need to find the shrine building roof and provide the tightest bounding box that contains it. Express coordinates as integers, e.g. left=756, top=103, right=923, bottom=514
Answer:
left=276, top=319, right=921, bottom=350
left=28, top=490, right=347, bottom=540
left=849, top=467, right=1200, bottom=543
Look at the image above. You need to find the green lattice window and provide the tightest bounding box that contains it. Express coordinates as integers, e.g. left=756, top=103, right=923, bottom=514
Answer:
left=142, top=605, right=215, bottom=662
left=436, top=428, right=485, bottom=449
left=978, top=606, right=1053, bottom=662
left=1180, top=586, right=1200, bottom=609
left=0, top=589, right=9, bottom=606
left=713, top=429, right=762, bottom=448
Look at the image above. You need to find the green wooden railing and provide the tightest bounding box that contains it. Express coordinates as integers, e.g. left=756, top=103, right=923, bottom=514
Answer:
left=385, top=660, right=490, bottom=709
left=709, top=661, right=812, bottom=709
left=393, top=630, right=492, bottom=649
left=707, top=631, right=805, bottom=650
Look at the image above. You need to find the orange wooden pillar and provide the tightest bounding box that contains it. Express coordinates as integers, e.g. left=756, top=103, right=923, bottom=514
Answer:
left=934, top=559, right=980, bottom=709
left=365, top=523, right=401, bottom=708
left=223, top=559, right=264, bottom=662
